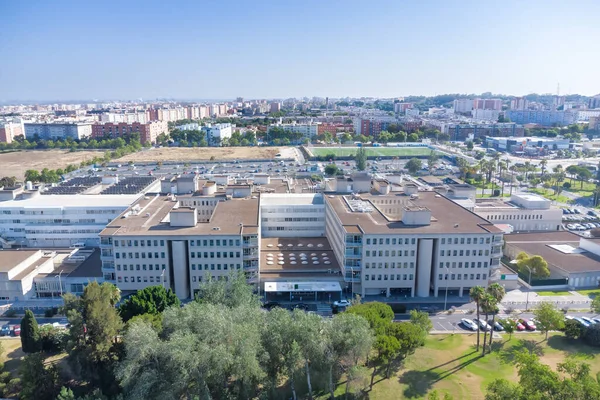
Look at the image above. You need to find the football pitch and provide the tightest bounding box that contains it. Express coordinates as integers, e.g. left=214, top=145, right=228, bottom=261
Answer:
left=308, top=146, right=435, bottom=158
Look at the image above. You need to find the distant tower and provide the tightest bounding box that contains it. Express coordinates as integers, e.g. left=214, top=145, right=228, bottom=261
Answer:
left=326, top=97, right=329, bottom=111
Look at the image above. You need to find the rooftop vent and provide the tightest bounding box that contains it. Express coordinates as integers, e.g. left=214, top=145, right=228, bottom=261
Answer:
left=212, top=227, right=221, bottom=231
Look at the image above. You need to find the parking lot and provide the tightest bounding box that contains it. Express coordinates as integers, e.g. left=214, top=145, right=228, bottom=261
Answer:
left=562, top=207, right=600, bottom=233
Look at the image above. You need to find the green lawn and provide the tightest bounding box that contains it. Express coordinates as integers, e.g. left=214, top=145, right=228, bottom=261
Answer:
left=536, top=290, right=573, bottom=296
left=576, top=289, right=600, bottom=298
left=317, top=333, right=600, bottom=400
left=309, top=146, right=436, bottom=158
left=565, top=180, right=596, bottom=197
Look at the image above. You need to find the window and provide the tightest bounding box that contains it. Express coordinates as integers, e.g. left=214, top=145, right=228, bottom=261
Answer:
left=160, top=240, right=164, bottom=246
left=192, top=276, right=197, bottom=282
left=161, top=252, right=165, bottom=258
left=366, top=250, right=370, bottom=257
left=441, top=238, right=445, bottom=244
left=366, top=238, right=371, bottom=245
left=365, top=275, right=370, bottom=281
left=124, top=277, right=128, bottom=283
left=438, top=274, right=443, bottom=280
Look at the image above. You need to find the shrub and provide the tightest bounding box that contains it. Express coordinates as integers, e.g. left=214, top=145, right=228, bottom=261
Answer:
left=564, top=319, right=584, bottom=339
left=44, top=308, right=58, bottom=318
left=584, top=323, right=600, bottom=347
left=493, top=189, right=501, bottom=197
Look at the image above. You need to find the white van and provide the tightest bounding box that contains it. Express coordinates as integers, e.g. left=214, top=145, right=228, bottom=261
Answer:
left=70, top=242, right=86, bottom=249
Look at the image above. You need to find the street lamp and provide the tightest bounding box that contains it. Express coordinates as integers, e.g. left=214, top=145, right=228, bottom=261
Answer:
left=524, top=265, right=532, bottom=311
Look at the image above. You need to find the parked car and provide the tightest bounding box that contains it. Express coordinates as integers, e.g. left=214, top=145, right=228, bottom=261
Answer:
left=0, top=325, right=10, bottom=336
left=592, top=318, right=600, bottom=324
left=461, top=318, right=478, bottom=331
left=519, top=319, right=536, bottom=331
left=581, top=316, right=596, bottom=325
left=477, top=318, right=492, bottom=331
left=574, top=317, right=591, bottom=327
left=12, top=325, right=21, bottom=336
left=488, top=320, right=504, bottom=331
left=292, top=303, right=309, bottom=311
left=515, top=320, right=526, bottom=331
left=333, top=300, right=351, bottom=307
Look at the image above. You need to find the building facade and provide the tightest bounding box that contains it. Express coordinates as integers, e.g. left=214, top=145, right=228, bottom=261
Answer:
left=91, top=121, right=168, bottom=144
left=507, top=110, right=577, bottom=126
left=24, top=122, right=92, bottom=140
left=0, top=122, right=24, bottom=144
left=203, top=123, right=232, bottom=146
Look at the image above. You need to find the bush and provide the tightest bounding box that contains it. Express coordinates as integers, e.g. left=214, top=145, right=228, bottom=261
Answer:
left=564, top=319, right=584, bottom=339
left=44, top=308, right=58, bottom=318
left=39, top=327, right=67, bottom=353
left=493, top=189, right=501, bottom=197
left=584, top=323, right=600, bottom=347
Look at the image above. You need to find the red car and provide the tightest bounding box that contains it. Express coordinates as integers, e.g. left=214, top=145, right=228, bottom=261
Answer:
left=12, top=325, right=21, bottom=337
left=519, top=319, right=536, bottom=331
left=515, top=320, right=526, bottom=331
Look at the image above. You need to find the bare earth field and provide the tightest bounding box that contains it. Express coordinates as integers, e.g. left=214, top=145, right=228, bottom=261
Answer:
left=115, top=146, right=291, bottom=163
left=0, top=150, right=105, bottom=180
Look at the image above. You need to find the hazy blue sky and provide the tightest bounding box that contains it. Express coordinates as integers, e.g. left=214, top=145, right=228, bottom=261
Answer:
left=1, top=0, right=599, bottom=101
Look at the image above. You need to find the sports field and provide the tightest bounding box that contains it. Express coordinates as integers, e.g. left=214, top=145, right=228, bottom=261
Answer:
left=308, top=146, right=435, bottom=158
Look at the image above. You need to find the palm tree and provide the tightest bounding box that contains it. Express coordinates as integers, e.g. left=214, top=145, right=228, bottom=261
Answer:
left=509, top=165, right=517, bottom=195
left=480, top=293, right=497, bottom=356
left=477, top=160, right=488, bottom=197
left=539, top=159, right=548, bottom=176
left=486, top=283, right=506, bottom=350
left=524, top=161, right=532, bottom=181
left=470, top=286, right=486, bottom=351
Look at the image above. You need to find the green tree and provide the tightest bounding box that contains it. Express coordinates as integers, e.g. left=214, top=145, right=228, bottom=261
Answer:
left=20, top=310, right=41, bottom=353
left=324, top=163, right=339, bottom=176
left=405, top=158, right=422, bottom=174
left=533, top=301, right=565, bottom=340
left=501, top=318, right=517, bottom=340
left=470, top=286, right=486, bottom=351
left=24, top=169, right=40, bottom=182
left=591, top=296, right=600, bottom=314
left=485, top=378, right=522, bottom=399
left=410, top=309, right=433, bottom=335
left=516, top=253, right=550, bottom=279
left=118, top=285, right=180, bottom=322
left=486, top=283, right=505, bottom=350
left=19, top=353, right=61, bottom=400
left=480, top=293, right=497, bottom=356
left=355, top=147, right=367, bottom=171
left=583, top=323, right=600, bottom=347
left=56, top=386, right=75, bottom=400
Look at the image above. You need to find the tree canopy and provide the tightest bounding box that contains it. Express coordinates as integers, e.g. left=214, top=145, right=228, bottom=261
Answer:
left=118, top=285, right=180, bottom=322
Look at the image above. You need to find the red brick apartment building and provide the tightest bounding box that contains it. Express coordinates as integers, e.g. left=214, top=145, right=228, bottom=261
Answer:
left=91, top=121, right=168, bottom=144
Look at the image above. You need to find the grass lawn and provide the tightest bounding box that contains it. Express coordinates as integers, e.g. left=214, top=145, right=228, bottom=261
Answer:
left=309, top=146, right=437, bottom=158
left=565, top=180, right=596, bottom=197
left=576, top=289, right=600, bottom=298
left=320, top=333, right=600, bottom=400
left=535, top=290, right=573, bottom=296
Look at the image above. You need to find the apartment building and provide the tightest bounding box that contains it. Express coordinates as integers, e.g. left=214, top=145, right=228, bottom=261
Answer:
left=471, top=109, right=500, bottom=121
left=510, top=97, right=529, bottom=110
left=267, top=122, right=319, bottom=141
left=507, top=110, right=576, bottom=126
left=394, top=103, right=413, bottom=114
left=324, top=191, right=503, bottom=298
left=204, top=123, right=232, bottom=146
left=270, top=102, right=281, bottom=113
left=24, top=122, right=92, bottom=140
left=474, top=99, right=502, bottom=111
left=0, top=121, right=24, bottom=144
left=91, top=121, right=168, bottom=144
left=453, top=99, right=474, bottom=114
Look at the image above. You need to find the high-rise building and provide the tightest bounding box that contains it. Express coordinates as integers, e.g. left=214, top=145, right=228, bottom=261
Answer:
left=453, top=99, right=474, bottom=113
left=587, top=95, right=600, bottom=109
left=394, top=103, right=413, bottom=114
left=24, top=122, right=93, bottom=140
left=473, top=98, right=502, bottom=110
left=270, top=102, right=281, bottom=113
left=510, top=97, right=529, bottom=110
left=0, top=122, right=24, bottom=144
left=507, top=110, right=577, bottom=126
left=91, top=121, right=168, bottom=144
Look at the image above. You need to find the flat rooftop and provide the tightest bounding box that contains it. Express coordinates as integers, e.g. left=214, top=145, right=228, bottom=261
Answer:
left=0, top=250, right=39, bottom=272
left=505, top=232, right=600, bottom=273
left=102, top=194, right=259, bottom=236
left=0, top=194, right=140, bottom=208
left=326, top=191, right=502, bottom=235
left=260, top=193, right=324, bottom=206
left=260, top=237, right=340, bottom=274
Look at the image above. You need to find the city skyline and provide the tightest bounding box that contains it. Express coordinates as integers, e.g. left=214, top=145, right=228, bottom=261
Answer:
left=1, top=0, right=599, bottom=101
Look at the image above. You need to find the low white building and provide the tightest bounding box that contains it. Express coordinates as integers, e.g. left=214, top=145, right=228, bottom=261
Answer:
left=203, top=123, right=232, bottom=146
left=267, top=122, right=319, bottom=141
left=0, top=193, right=140, bottom=248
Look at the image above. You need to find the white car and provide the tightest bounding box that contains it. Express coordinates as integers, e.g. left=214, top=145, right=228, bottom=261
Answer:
left=461, top=318, right=478, bottom=331
left=477, top=318, right=492, bottom=331
left=333, top=300, right=351, bottom=307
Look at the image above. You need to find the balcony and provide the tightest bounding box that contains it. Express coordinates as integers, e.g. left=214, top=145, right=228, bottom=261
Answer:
left=243, top=240, right=258, bottom=247
left=491, top=246, right=502, bottom=257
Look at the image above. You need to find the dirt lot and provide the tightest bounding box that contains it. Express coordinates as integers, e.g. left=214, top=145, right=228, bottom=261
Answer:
left=0, top=150, right=105, bottom=180
left=116, top=146, right=292, bottom=163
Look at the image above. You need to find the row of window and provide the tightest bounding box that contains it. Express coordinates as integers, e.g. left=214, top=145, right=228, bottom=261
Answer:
left=116, top=252, right=166, bottom=260
left=439, top=261, right=489, bottom=269
left=115, top=239, right=165, bottom=247
left=439, top=273, right=487, bottom=281
left=487, top=214, right=544, bottom=221
left=191, top=263, right=242, bottom=271
left=441, top=237, right=490, bottom=245
left=191, top=251, right=241, bottom=259
left=365, top=250, right=416, bottom=258
left=262, top=217, right=324, bottom=222
left=265, top=226, right=323, bottom=231
left=190, top=239, right=241, bottom=247
left=365, top=262, right=415, bottom=269
left=25, top=229, right=100, bottom=234
left=1, top=209, right=120, bottom=215
left=0, top=219, right=97, bottom=224
left=118, top=276, right=166, bottom=283
left=365, top=238, right=416, bottom=245
left=365, top=274, right=414, bottom=281
left=440, top=249, right=489, bottom=257
left=117, top=264, right=166, bottom=271
left=262, top=208, right=322, bottom=213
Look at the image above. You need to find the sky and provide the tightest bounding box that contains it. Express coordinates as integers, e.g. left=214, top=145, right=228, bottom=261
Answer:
left=1, top=0, right=599, bottom=102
